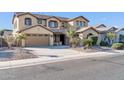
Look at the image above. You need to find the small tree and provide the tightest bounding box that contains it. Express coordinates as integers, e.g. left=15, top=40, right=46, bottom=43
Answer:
left=5, top=35, right=14, bottom=49
left=66, top=30, right=76, bottom=47
left=70, top=37, right=80, bottom=48
left=107, top=32, right=116, bottom=45
left=15, top=33, right=26, bottom=47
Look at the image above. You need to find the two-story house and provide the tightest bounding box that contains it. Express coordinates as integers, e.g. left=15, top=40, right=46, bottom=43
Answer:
left=12, top=12, right=91, bottom=47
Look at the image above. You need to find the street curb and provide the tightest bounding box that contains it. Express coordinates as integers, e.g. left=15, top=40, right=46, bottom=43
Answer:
left=0, top=51, right=124, bottom=69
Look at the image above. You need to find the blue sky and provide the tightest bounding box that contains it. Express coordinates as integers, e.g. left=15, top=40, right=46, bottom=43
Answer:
left=0, top=12, right=124, bottom=30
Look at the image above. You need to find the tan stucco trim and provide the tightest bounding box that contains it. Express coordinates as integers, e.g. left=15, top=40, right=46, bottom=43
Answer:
left=17, top=25, right=53, bottom=33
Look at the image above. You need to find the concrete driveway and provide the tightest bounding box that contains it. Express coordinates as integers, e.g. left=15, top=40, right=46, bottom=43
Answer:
left=24, top=46, right=80, bottom=58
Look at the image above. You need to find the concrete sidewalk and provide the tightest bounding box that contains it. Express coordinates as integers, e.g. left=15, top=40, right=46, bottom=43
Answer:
left=0, top=49, right=124, bottom=70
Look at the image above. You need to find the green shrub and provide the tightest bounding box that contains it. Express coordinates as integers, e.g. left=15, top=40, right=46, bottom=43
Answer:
left=111, top=43, right=124, bottom=50
left=91, top=36, right=98, bottom=45
left=119, top=41, right=124, bottom=44
left=82, top=38, right=93, bottom=48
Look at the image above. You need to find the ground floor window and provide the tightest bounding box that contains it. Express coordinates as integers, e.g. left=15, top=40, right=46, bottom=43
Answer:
left=119, top=34, right=124, bottom=42
left=26, top=34, right=31, bottom=36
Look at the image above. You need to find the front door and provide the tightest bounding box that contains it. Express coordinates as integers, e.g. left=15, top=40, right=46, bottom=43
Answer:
left=60, top=35, right=65, bottom=45
left=60, top=34, right=65, bottom=45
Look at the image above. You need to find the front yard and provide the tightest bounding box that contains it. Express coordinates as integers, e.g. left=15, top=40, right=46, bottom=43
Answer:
left=0, top=45, right=124, bottom=63
left=0, top=48, right=37, bottom=61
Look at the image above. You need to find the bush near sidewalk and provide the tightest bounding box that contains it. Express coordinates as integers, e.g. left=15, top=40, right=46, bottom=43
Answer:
left=82, top=38, right=93, bottom=49
left=111, top=43, right=124, bottom=50
left=91, top=36, right=98, bottom=45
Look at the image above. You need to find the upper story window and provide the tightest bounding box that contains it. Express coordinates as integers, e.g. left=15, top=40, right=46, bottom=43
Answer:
left=76, top=21, right=84, bottom=27
left=25, top=18, right=32, bottom=26
left=38, top=19, right=42, bottom=24
left=48, top=21, right=58, bottom=28
left=61, top=22, right=67, bottom=28
left=38, top=19, right=46, bottom=26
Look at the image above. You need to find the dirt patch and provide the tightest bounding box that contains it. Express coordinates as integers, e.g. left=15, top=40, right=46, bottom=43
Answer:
left=0, top=48, right=37, bottom=62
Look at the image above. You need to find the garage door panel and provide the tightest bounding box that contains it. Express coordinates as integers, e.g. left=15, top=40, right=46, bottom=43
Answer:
left=25, top=35, right=49, bottom=46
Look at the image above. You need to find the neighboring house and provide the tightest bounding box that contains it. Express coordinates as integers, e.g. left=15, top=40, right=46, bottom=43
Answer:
left=0, top=29, right=12, bottom=47
left=115, top=28, right=124, bottom=42
left=93, top=24, right=118, bottom=44
left=0, top=29, right=12, bottom=36
left=1, top=29, right=12, bottom=37
left=12, top=12, right=90, bottom=46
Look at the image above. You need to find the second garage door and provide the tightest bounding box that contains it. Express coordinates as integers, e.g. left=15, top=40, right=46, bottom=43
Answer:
left=25, top=34, right=49, bottom=46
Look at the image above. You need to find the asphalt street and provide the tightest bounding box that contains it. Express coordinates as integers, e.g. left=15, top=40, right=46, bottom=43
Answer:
left=0, top=55, right=124, bottom=80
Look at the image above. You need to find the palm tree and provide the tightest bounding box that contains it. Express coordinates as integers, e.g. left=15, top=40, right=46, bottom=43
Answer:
left=66, top=30, right=76, bottom=39
left=66, top=30, right=77, bottom=47
left=107, top=32, right=116, bottom=45
left=15, top=33, right=26, bottom=47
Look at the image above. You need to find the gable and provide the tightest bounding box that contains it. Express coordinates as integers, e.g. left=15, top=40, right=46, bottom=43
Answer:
left=109, top=27, right=117, bottom=31
left=68, top=16, right=89, bottom=22
left=82, top=28, right=99, bottom=35
left=19, top=25, right=53, bottom=35
left=96, top=24, right=106, bottom=28
left=18, top=13, right=37, bottom=20
left=12, top=12, right=37, bottom=24
left=47, top=17, right=60, bottom=22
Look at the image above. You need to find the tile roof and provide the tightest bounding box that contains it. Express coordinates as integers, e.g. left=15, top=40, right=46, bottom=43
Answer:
left=34, top=14, right=69, bottom=21
left=0, top=29, right=12, bottom=32
left=14, top=12, right=69, bottom=21
left=95, top=26, right=117, bottom=33
left=50, top=28, right=67, bottom=33
left=93, top=24, right=107, bottom=28
left=14, top=12, right=90, bottom=22
left=115, top=28, right=124, bottom=32
left=76, top=26, right=98, bottom=33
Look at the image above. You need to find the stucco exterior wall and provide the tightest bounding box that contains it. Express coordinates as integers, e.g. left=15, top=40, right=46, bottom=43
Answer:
left=18, top=14, right=38, bottom=31
left=21, top=26, right=53, bottom=35
left=13, top=17, right=19, bottom=36
left=116, top=30, right=124, bottom=42
left=21, top=26, right=54, bottom=46
left=78, top=29, right=102, bottom=45
left=79, top=29, right=98, bottom=39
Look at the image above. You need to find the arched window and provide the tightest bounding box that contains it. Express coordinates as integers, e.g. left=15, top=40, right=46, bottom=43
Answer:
left=25, top=18, right=32, bottom=26
left=87, top=33, right=93, bottom=38
left=48, top=20, right=58, bottom=28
